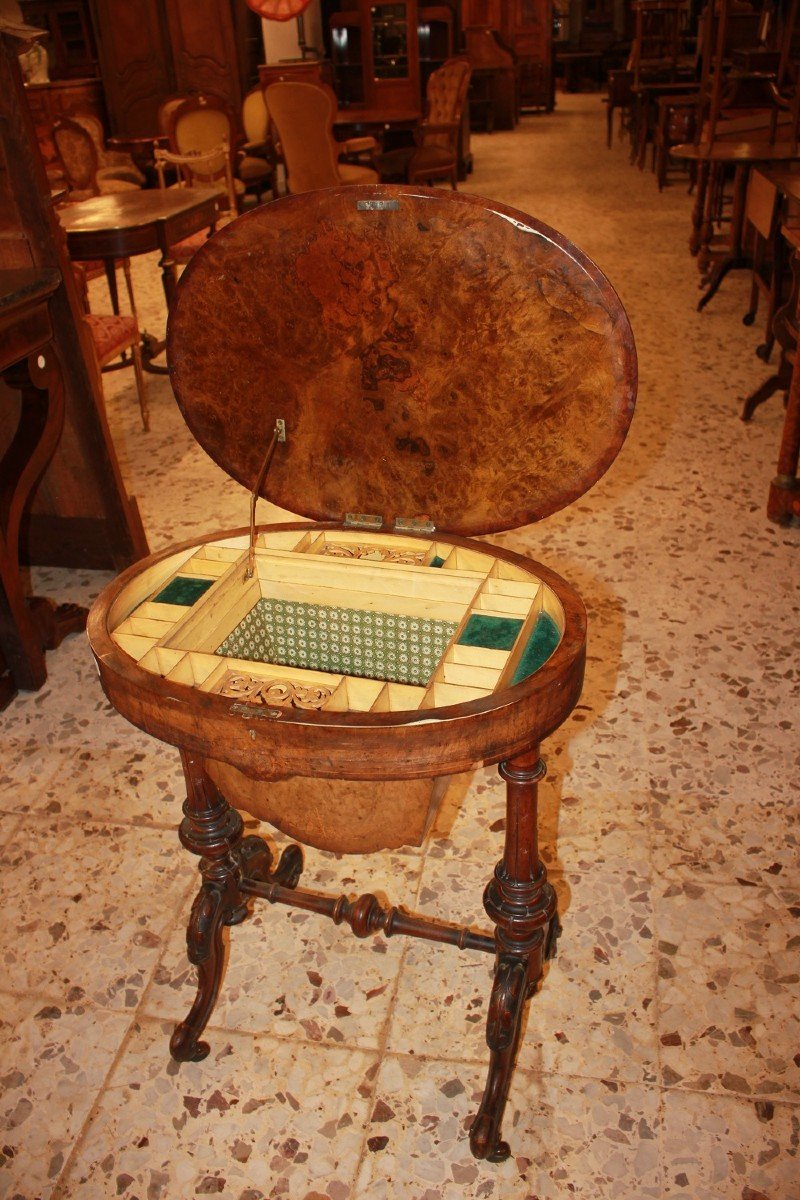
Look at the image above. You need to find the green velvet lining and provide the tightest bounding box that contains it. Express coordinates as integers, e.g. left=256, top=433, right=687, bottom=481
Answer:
left=154, top=576, right=214, bottom=606
left=511, top=612, right=561, bottom=684
left=430, top=555, right=446, bottom=568
left=458, top=614, right=523, bottom=651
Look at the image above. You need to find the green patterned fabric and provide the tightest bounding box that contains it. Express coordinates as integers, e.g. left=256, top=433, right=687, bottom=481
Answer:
left=154, top=576, right=214, bottom=606
left=216, top=598, right=458, bottom=686
left=458, top=614, right=523, bottom=651
left=510, top=612, right=561, bottom=684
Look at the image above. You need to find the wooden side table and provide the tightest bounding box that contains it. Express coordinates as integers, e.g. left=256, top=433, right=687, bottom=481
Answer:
left=88, top=185, right=638, bottom=1162
left=0, top=269, right=86, bottom=706
left=672, top=141, right=800, bottom=310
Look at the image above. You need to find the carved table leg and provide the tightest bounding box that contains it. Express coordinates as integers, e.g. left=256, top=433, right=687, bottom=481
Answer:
left=0, top=346, right=70, bottom=696
left=170, top=752, right=302, bottom=1062
left=469, top=748, right=558, bottom=1163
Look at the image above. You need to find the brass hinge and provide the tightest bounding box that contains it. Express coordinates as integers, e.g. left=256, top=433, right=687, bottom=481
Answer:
left=394, top=516, right=436, bottom=534
left=344, top=513, right=436, bottom=534
left=344, top=512, right=384, bottom=530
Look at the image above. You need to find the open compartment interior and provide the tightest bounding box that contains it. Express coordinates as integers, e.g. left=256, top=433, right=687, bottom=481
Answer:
left=110, top=531, right=566, bottom=713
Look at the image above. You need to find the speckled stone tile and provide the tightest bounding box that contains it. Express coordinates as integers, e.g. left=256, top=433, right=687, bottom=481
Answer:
left=654, top=877, right=799, bottom=1098
left=660, top=1090, right=800, bottom=1199
left=0, top=810, right=23, bottom=853
left=0, top=819, right=192, bottom=1008
left=650, top=780, right=799, bottom=886
left=143, top=840, right=425, bottom=1050
left=55, top=1017, right=375, bottom=1200
left=386, top=851, right=658, bottom=1085
left=44, top=739, right=187, bottom=827
left=0, top=738, right=75, bottom=814
left=354, top=1057, right=663, bottom=1199
left=0, top=993, right=131, bottom=1200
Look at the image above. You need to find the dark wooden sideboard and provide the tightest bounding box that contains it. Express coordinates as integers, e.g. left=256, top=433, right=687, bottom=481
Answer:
left=0, top=17, right=148, bottom=704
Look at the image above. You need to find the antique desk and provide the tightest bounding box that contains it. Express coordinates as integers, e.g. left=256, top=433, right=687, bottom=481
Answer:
left=88, top=186, right=637, bottom=1161
left=59, top=188, right=220, bottom=315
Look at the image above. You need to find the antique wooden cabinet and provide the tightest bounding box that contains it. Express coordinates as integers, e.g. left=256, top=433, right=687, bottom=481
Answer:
left=88, top=0, right=261, bottom=137
left=462, top=0, right=555, bottom=113
left=88, top=185, right=636, bottom=1161
left=330, top=0, right=453, bottom=106
left=330, top=0, right=422, bottom=110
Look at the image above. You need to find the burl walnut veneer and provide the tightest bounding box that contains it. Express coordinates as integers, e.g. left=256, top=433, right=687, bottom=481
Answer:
left=88, top=185, right=637, bottom=1162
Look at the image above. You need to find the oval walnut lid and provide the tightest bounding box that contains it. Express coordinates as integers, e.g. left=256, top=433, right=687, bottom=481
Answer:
left=167, top=185, right=637, bottom=536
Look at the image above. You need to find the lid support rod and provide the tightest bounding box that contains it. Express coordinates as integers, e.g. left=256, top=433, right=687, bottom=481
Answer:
left=245, top=418, right=286, bottom=580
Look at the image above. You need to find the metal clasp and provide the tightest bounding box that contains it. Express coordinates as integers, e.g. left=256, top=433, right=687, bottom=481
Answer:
left=245, top=418, right=286, bottom=580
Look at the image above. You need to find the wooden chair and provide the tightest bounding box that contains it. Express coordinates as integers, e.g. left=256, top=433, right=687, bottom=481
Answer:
left=377, top=58, right=472, bottom=188
left=73, top=263, right=148, bottom=431
left=241, top=86, right=277, bottom=200
left=165, top=94, right=246, bottom=210
left=265, top=81, right=379, bottom=194
left=167, top=93, right=273, bottom=207
left=71, top=114, right=145, bottom=188
left=52, top=116, right=142, bottom=201
left=628, top=0, right=686, bottom=89
left=154, top=143, right=234, bottom=266
left=652, top=91, right=697, bottom=188
left=604, top=69, right=634, bottom=148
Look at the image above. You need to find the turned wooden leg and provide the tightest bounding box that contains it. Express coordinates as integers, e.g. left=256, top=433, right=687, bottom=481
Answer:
left=690, top=161, right=708, bottom=257
left=469, top=749, right=558, bottom=1162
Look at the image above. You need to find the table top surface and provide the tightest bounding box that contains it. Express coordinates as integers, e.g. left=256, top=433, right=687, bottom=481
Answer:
left=168, top=185, right=637, bottom=534
left=59, top=188, right=219, bottom=235
left=672, top=140, right=800, bottom=163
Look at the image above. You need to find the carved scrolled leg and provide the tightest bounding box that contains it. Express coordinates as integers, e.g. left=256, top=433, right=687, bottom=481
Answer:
left=170, top=755, right=305, bottom=1062
left=469, top=749, right=558, bottom=1163
left=170, top=753, right=249, bottom=1062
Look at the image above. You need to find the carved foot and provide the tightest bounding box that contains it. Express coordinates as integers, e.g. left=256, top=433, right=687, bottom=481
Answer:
left=171, top=880, right=231, bottom=1063
left=225, top=835, right=273, bottom=926
left=469, top=955, right=529, bottom=1162
left=273, top=844, right=303, bottom=887
left=227, top=837, right=303, bottom=923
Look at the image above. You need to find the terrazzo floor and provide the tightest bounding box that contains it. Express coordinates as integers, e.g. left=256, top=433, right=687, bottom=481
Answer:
left=2, top=93, right=799, bottom=1200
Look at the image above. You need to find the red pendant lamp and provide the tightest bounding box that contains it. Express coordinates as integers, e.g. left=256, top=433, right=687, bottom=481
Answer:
left=245, top=0, right=312, bottom=21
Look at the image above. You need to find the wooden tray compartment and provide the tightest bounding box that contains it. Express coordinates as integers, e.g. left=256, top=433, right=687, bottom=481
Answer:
left=109, top=534, right=565, bottom=713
